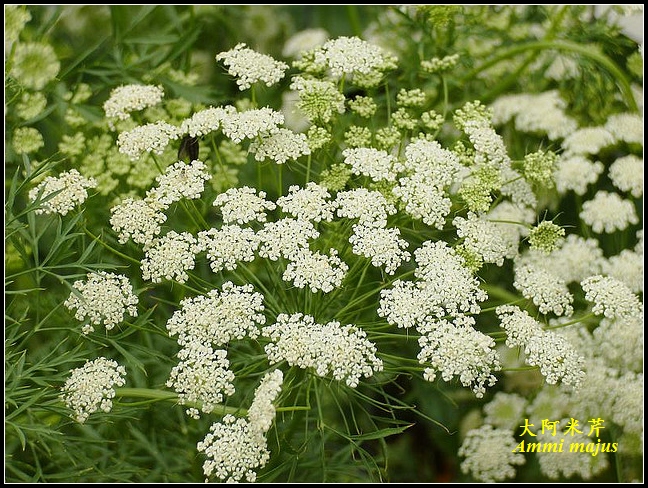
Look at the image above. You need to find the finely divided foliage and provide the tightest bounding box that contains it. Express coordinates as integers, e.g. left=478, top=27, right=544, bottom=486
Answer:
left=7, top=5, right=642, bottom=484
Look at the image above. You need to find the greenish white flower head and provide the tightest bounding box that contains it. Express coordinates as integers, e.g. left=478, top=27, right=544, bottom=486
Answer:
left=459, top=425, right=525, bottom=482
left=64, top=272, right=139, bottom=335
left=29, top=169, right=97, bottom=216
left=10, top=42, right=60, bottom=90
left=61, top=357, right=127, bottom=424
left=216, top=43, right=289, bottom=90
left=103, top=84, right=164, bottom=121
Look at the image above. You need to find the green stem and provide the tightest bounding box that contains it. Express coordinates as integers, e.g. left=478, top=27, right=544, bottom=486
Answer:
left=114, top=388, right=244, bottom=415
left=462, top=39, right=638, bottom=111
left=83, top=227, right=141, bottom=266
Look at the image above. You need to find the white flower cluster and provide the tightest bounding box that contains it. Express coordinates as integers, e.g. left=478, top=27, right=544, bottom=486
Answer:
left=116, top=121, right=180, bottom=160
left=257, top=218, right=319, bottom=261
left=486, top=202, right=535, bottom=258
left=349, top=224, right=410, bottom=275
left=29, top=169, right=97, bottom=216
left=417, top=315, right=500, bottom=398
left=109, top=197, right=167, bottom=249
left=247, top=369, right=283, bottom=434
left=496, top=306, right=585, bottom=388
left=103, top=84, right=164, bottom=120
left=463, top=118, right=511, bottom=169
left=377, top=280, right=435, bottom=329
left=591, top=316, right=643, bottom=372
left=276, top=182, right=335, bottom=222
left=166, top=281, right=265, bottom=347
left=314, top=36, right=392, bottom=77
left=604, top=112, right=643, bottom=145
left=250, top=128, right=311, bottom=164
left=166, top=342, right=236, bottom=418
left=141, top=231, right=199, bottom=283
left=262, top=313, right=383, bottom=388
left=64, top=272, right=139, bottom=335
left=197, top=414, right=270, bottom=483
left=146, top=159, right=211, bottom=206
left=490, top=90, right=578, bottom=140
left=335, top=188, right=396, bottom=228
left=343, top=147, right=404, bottom=182
left=282, top=248, right=348, bottom=293
left=458, top=425, right=525, bottom=482
left=483, top=392, right=527, bottom=430
left=61, top=357, right=127, bottom=423
left=581, top=275, right=643, bottom=321
left=282, top=28, right=329, bottom=58
left=401, top=138, right=461, bottom=187
left=221, top=107, right=284, bottom=143
left=216, top=43, right=289, bottom=91
left=180, top=105, right=237, bottom=137
left=562, top=127, right=615, bottom=156
left=453, top=212, right=513, bottom=266
left=535, top=430, right=609, bottom=480
left=393, top=173, right=452, bottom=229
left=196, top=368, right=283, bottom=481
left=580, top=191, right=639, bottom=233
left=197, top=225, right=260, bottom=273
left=516, top=234, right=603, bottom=284
left=513, top=264, right=574, bottom=316
left=553, top=154, right=604, bottom=195
left=289, top=76, right=346, bottom=123
left=213, top=186, right=276, bottom=225
left=608, top=154, right=643, bottom=198
left=602, top=248, right=643, bottom=294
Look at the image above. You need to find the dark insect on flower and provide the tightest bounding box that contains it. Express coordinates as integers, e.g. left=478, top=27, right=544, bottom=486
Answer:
left=178, top=135, right=199, bottom=161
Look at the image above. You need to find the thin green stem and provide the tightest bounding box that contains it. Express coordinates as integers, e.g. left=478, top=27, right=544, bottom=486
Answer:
left=83, top=227, right=141, bottom=266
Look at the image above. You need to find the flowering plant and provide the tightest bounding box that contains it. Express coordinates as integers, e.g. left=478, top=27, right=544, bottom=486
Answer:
left=5, top=5, right=643, bottom=483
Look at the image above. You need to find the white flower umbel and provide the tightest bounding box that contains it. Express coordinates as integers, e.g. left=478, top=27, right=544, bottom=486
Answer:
left=257, top=218, right=319, bottom=261
left=109, top=197, right=167, bottom=249
left=483, top=392, right=527, bottom=430
left=216, top=43, right=288, bottom=91
left=283, top=28, right=329, bottom=58
left=609, top=155, right=643, bottom=198
left=166, top=341, right=236, bottom=418
left=276, top=182, right=335, bottom=222
left=414, top=240, right=488, bottom=316
left=604, top=112, right=643, bottom=145
left=580, top=191, right=639, bottom=234
left=490, top=90, right=578, bottom=140
left=141, top=231, right=199, bottom=283
left=343, top=147, right=404, bottom=183
left=197, top=414, right=270, bottom=483
left=146, top=159, right=211, bottom=206
left=61, top=357, right=127, bottom=424
left=458, top=425, right=525, bottom=482
left=453, top=212, right=512, bottom=266
left=65, top=272, right=139, bottom=335
left=535, top=430, right=609, bottom=480
left=402, top=138, right=461, bottom=188
left=554, top=154, right=604, bottom=195
left=262, top=313, right=383, bottom=388
left=103, top=84, right=164, bottom=121
left=393, top=173, right=452, bottom=229
left=486, top=201, right=536, bottom=257
left=335, top=188, right=396, bottom=228
left=180, top=105, right=237, bottom=137
left=197, top=226, right=260, bottom=273
left=377, top=280, right=438, bottom=329
left=314, top=36, right=391, bottom=77
left=561, top=126, right=615, bottom=156
left=513, top=263, right=574, bottom=317
left=516, top=234, right=603, bottom=284
left=591, top=316, right=643, bottom=372
left=116, top=121, right=181, bottom=160
left=247, top=369, right=283, bottom=434
left=601, top=249, right=643, bottom=294
left=349, top=224, right=410, bottom=275
left=221, top=107, right=284, bottom=143
left=212, top=186, right=276, bottom=225
left=29, top=169, right=97, bottom=216
left=249, top=128, right=311, bottom=164
left=581, top=275, right=643, bottom=321
left=417, top=315, right=500, bottom=398
left=289, top=76, right=346, bottom=123
left=524, top=330, right=585, bottom=388
left=166, top=282, right=265, bottom=347
left=282, top=248, right=348, bottom=293
left=495, top=305, right=543, bottom=348
left=462, top=119, right=511, bottom=169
